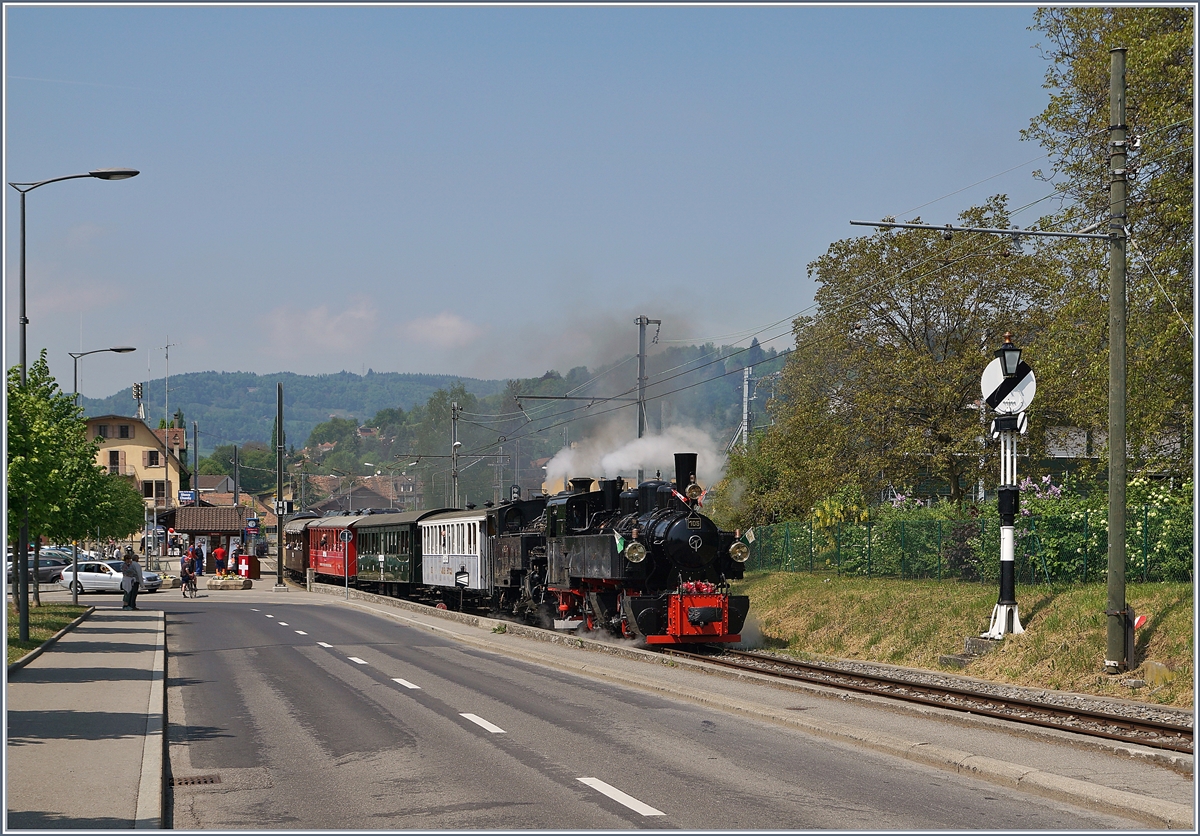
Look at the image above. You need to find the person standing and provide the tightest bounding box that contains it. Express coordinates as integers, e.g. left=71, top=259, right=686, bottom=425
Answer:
left=213, top=542, right=227, bottom=575
left=229, top=539, right=241, bottom=575
left=121, top=551, right=140, bottom=610
left=195, top=543, right=205, bottom=576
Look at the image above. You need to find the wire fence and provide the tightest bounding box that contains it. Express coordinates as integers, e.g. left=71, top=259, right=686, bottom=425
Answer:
left=743, top=506, right=1193, bottom=584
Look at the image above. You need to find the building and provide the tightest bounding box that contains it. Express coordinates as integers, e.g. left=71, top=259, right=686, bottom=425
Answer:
left=86, top=416, right=190, bottom=513
left=197, top=474, right=236, bottom=494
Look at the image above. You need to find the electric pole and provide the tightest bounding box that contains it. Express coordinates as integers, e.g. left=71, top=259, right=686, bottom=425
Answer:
left=635, top=315, right=661, bottom=483
left=1105, top=47, right=1129, bottom=673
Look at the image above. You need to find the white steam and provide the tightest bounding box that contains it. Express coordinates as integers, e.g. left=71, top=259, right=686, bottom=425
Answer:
left=542, top=422, right=726, bottom=493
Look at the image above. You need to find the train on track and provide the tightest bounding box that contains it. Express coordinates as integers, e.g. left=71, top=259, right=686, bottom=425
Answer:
left=284, top=452, right=751, bottom=644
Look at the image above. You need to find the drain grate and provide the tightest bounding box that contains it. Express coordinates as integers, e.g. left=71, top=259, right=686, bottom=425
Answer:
left=172, top=774, right=221, bottom=786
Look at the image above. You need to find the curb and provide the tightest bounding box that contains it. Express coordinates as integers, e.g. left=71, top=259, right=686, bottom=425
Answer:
left=134, top=610, right=166, bottom=829
left=6, top=606, right=96, bottom=674
left=313, top=582, right=1194, bottom=829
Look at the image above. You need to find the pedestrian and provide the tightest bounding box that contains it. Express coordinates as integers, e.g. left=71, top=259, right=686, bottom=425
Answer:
left=121, top=550, right=141, bottom=610
left=213, top=541, right=227, bottom=575
left=111, top=542, right=122, bottom=561
left=195, top=543, right=205, bottom=576
left=229, top=539, right=241, bottom=573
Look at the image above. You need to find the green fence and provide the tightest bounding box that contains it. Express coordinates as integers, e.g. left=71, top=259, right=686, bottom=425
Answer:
left=743, top=506, right=1193, bottom=583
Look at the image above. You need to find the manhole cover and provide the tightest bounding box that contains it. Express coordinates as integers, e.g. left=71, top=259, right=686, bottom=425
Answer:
left=172, top=774, right=221, bottom=786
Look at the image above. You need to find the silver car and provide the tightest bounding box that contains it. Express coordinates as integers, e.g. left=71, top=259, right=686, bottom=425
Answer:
left=58, top=560, right=162, bottom=594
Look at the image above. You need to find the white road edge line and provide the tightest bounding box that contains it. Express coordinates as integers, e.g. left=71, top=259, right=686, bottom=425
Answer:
left=460, top=713, right=505, bottom=733
left=348, top=656, right=368, bottom=665
left=317, top=642, right=333, bottom=648
left=392, top=678, right=421, bottom=690
left=578, top=777, right=664, bottom=817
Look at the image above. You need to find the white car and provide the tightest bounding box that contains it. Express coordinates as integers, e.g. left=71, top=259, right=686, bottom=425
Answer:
left=58, top=560, right=162, bottom=595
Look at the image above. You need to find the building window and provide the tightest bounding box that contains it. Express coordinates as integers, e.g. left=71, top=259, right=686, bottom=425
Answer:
left=96, top=425, right=110, bottom=438
left=148, top=450, right=160, bottom=467
left=142, top=481, right=167, bottom=501
left=118, top=425, right=131, bottom=439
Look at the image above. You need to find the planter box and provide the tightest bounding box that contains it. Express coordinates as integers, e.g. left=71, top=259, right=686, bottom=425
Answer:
left=206, top=577, right=252, bottom=590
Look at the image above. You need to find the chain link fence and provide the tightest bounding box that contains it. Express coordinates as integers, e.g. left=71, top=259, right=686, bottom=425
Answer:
left=743, top=506, right=1193, bottom=584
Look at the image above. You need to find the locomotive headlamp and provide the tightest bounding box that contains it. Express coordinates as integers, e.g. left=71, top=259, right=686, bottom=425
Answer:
left=685, top=482, right=703, bottom=501
left=625, top=541, right=647, bottom=563
left=729, top=542, right=750, bottom=563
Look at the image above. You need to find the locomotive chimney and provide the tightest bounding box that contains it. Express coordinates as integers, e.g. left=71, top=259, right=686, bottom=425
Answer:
left=674, top=452, right=698, bottom=490
left=598, top=478, right=622, bottom=511
left=569, top=477, right=593, bottom=495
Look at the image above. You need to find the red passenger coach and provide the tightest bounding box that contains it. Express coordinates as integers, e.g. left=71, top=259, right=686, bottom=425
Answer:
left=307, top=521, right=358, bottom=580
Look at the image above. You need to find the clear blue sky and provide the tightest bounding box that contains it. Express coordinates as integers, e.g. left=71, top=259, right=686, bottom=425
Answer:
left=6, top=4, right=1057, bottom=401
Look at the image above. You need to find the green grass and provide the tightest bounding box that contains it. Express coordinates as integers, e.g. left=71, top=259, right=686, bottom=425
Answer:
left=6, top=602, right=89, bottom=666
left=731, top=571, right=1193, bottom=707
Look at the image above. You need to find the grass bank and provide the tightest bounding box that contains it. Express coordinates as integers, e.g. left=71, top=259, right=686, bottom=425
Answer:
left=6, top=602, right=89, bottom=666
left=730, top=571, right=1193, bottom=708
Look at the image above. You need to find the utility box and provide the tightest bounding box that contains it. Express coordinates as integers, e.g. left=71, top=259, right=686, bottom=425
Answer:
left=237, top=554, right=261, bottom=580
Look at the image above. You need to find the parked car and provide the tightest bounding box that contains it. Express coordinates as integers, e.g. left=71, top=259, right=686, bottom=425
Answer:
left=58, top=560, right=162, bottom=594
left=7, top=555, right=73, bottom=584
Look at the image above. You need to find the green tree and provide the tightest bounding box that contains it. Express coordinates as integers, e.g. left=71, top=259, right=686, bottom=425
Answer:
left=7, top=354, right=106, bottom=623
left=1023, top=7, right=1193, bottom=477
left=718, top=199, right=1044, bottom=525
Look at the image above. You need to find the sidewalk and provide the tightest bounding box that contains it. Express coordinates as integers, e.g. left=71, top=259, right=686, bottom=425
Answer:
left=6, top=608, right=165, bottom=830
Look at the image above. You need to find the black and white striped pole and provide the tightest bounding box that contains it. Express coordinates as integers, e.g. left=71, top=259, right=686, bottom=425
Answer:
left=981, top=333, right=1034, bottom=640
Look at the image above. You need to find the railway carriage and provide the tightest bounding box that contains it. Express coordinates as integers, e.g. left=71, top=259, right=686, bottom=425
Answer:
left=351, top=509, right=447, bottom=596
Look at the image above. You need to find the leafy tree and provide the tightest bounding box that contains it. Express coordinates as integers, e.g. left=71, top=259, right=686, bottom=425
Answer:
left=717, top=199, right=1044, bottom=524
left=1023, top=7, right=1193, bottom=478
left=7, top=354, right=112, bottom=622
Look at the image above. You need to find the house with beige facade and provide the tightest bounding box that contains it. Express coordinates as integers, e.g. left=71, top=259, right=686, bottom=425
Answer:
left=86, top=416, right=190, bottom=513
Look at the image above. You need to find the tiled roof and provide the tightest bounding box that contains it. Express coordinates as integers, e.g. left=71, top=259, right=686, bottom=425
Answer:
left=174, top=506, right=248, bottom=533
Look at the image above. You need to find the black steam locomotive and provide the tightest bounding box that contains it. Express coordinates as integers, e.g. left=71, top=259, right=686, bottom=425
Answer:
left=284, top=452, right=750, bottom=644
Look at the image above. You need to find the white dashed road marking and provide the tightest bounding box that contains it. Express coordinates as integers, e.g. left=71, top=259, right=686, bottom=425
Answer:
left=278, top=622, right=289, bottom=626
left=264, top=614, right=274, bottom=618
left=348, top=657, right=368, bottom=665
left=318, top=642, right=333, bottom=648
left=392, top=678, right=421, bottom=690
left=578, top=777, right=664, bottom=816
left=295, top=631, right=308, bottom=635
left=460, top=713, right=505, bottom=734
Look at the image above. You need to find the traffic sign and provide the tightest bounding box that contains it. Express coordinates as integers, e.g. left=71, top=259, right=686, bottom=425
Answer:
left=338, top=529, right=354, bottom=543
left=981, top=358, right=1036, bottom=415
left=246, top=518, right=259, bottom=531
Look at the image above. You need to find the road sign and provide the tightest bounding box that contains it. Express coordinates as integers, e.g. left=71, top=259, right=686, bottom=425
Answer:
left=246, top=518, right=259, bottom=531
left=177, top=490, right=196, bottom=503
left=338, top=529, right=354, bottom=543
left=981, top=358, right=1036, bottom=415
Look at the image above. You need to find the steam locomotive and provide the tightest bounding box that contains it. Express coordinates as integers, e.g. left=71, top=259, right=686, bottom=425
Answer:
left=283, top=452, right=750, bottom=644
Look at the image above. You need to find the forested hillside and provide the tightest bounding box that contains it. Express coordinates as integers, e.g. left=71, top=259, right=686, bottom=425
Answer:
left=81, top=370, right=506, bottom=456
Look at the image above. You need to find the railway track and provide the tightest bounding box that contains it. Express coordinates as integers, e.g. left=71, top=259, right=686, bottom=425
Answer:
left=661, top=647, right=1194, bottom=755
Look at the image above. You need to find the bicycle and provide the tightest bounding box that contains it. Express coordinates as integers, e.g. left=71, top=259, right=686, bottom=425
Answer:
left=183, top=575, right=198, bottom=598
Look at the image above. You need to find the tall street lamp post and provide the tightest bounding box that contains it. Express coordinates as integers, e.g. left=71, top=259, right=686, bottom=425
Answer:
left=8, top=167, right=139, bottom=641
left=68, top=345, right=137, bottom=605
left=71, top=346, right=137, bottom=406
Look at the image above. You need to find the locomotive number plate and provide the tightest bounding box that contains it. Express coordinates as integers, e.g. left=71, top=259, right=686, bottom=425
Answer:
left=687, top=517, right=702, bottom=529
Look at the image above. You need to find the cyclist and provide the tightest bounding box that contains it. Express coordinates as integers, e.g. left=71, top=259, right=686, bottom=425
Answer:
left=180, top=557, right=197, bottom=598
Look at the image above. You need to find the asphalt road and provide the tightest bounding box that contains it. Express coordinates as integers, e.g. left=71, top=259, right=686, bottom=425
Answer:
left=154, top=589, right=1151, bottom=831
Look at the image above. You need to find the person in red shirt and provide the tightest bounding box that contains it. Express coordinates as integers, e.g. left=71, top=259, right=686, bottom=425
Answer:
left=213, top=543, right=228, bottom=575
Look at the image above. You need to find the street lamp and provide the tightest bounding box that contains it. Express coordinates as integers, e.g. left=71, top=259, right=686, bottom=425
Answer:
left=67, top=345, right=136, bottom=606
left=8, top=167, right=139, bottom=641
left=70, top=346, right=136, bottom=407
left=995, top=332, right=1022, bottom=379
